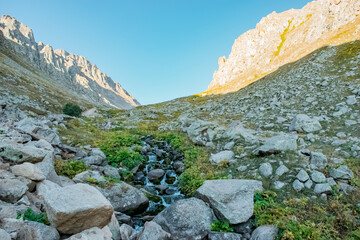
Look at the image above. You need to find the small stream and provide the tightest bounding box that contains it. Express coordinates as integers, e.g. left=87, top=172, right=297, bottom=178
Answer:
left=130, top=136, right=185, bottom=229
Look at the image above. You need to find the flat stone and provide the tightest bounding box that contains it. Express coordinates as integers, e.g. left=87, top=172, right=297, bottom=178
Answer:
left=11, top=162, right=45, bottom=181
left=275, top=165, right=289, bottom=176
left=311, top=171, right=326, bottom=183
left=289, top=114, right=322, bottom=133
left=296, top=169, right=309, bottom=182
left=210, top=151, right=235, bottom=165
left=259, top=163, right=273, bottom=177
left=330, top=165, right=354, bottom=180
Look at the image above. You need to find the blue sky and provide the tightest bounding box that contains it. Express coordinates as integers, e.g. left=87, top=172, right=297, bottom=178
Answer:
left=2, top=0, right=311, bottom=105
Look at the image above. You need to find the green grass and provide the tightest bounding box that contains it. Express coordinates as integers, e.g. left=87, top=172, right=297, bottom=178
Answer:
left=18, top=208, right=50, bottom=225
left=54, top=159, right=88, bottom=179
left=210, top=220, right=234, bottom=232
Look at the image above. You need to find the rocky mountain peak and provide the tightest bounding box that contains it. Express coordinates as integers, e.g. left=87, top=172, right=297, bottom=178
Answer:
left=205, top=0, right=360, bottom=95
left=0, top=15, right=140, bottom=109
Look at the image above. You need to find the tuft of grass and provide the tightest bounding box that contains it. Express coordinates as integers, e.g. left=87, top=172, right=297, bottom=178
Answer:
left=210, top=220, right=234, bottom=232
left=18, top=208, right=50, bottom=225
left=54, top=159, right=88, bottom=179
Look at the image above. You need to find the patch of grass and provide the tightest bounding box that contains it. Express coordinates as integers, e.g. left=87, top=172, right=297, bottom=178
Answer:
left=19, top=208, right=50, bottom=225
left=210, top=220, right=234, bottom=232
left=54, top=159, right=88, bottom=179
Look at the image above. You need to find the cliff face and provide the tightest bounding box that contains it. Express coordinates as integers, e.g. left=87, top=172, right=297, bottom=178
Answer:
left=0, top=15, right=140, bottom=109
left=206, top=0, right=360, bottom=95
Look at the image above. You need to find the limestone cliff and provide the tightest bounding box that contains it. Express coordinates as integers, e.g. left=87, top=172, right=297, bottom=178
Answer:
left=205, top=0, right=360, bottom=95
left=0, top=15, right=140, bottom=109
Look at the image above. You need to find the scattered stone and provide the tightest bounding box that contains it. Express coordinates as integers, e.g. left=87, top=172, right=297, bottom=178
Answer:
left=23, top=221, right=60, bottom=240
left=330, top=165, right=354, bottom=180
left=346, top=95, right=357, bottom=105
left=259, top=163, right=273, bottom=177
left=153, top=198, right=216, bottom=240
left=0, top=142, right=47, bottom=163
left=311, top=171, right=326, bottom=183
left=195, top=180, right=262, bottom=224
left=292, top=180, right=304, bottom=192
left=274, top=181, right=286, bottom=189
left=0, top=173, right=29, bottom=203
left=275, top=165, right=289, bottom=176
left=305, top=179, right=313, bottom=189
left=138, top=221, right=171, bottom=240
left=289, top=114, right=322, bottom=133
left=103, top=165, right=121, bottom=179
left=296, top=169, right=309, bottom=182
left=209, top=151, right=235, bottom=165
left=314, top=183, right=332, bottom=194
left=253, top=133, right=297, bottom=156
left=73, top=170, right=106, bottom=184
left=310, top=152, right=328, bottom=169
left=250, top=225, right=279, bottom=240
left=66, top=227, right=108, bottom=240
left=44, top=183, right=114, bottom=234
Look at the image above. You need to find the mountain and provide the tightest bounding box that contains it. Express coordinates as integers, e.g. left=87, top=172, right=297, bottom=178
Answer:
left=0, top=15, right=140, bottom=111
left=204, top=0, right=360, bottom=95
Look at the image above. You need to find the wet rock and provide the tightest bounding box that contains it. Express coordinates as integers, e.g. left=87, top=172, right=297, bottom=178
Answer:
left=289, top=114, right=322, bottom=133
left=44, top=183, right=114, bottom=234
left=153, top=198, right=216, bottom=240
left=253, top=133, right=297, bottom=156
left=209, top=150, right=235, bottom=165
left=250, top=225, right=278, bottom=240
left=138, top=221, right=171, bottom=240
left=148, top=169, right=165, bottom=181
left=98, top=182, right=148, bottom=215
left=11, top=162, right=45, bottom=181
left=195, top=180, right=262, bottom=224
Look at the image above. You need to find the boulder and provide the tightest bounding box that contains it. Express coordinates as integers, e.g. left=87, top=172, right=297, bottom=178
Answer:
left=208, top=232, right=243, bottom=240
left=16, top=118, right=60, bottom=145
left=73, top=170, right=106, bottom=184
left=119, top=224, right=138, bottom=240
left=103, top=165, right=121, bottom=179
left=36, top=180, right=61, bottom=200
left=44, top=183, right=114, bottom=234
left=153, top=198, right=216, bottom=240
left=0, top=229, right=11, bottom=240
left=11, top=162, right=45, bottom=181
left=296, top=169, right=309, bottom=182
left=0, top=141, right=48, bottom=163
left=253, top=133, right=297, bottom=156
left=66, top=227, right=110, bottom=240
left=0, top=201, right=17, bottom=219
left=209, top=151, right=235, bottom=165
left=329, top=165, right=354, bottom=180
left=292, top=180, right=304, bottom=192
left=138, top=221, right=171, bottom=240
left=275, top=165, right=289, bottom=177
left=289, top=114, right=322, bottom=133
left=311, top=171, right=326, bottom=183
left=35, top=153, right=57, bottom=180
left=314, top=183, right=332, bottom=194
left=98, top=182, right=148, bottom=215
left=107, top=213, right=121, bottom=240
left=259, top=163, right=272, bottom=177
left=147, top=169, right=166, bottom=181
left=20, top=221, right=60, bottom=240
left=310, top=152, right=327, bottom=169
left=223, top=121, right=258, bottom=143
left=250, top=225, right=278, bottom=240
left=195, top=180, right=262, bottom=224
left=0, top=170, right=29, bottom=203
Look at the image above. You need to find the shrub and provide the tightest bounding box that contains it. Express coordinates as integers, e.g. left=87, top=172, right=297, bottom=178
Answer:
left=19, top=208, right=50, bottom=225
left=63, top=103, right=82, bottom=117
left=106, top=147, right=144, bottom=169
left=54, top=159, right=88, bottom=179
left=210, top=220, right=234, bottom=232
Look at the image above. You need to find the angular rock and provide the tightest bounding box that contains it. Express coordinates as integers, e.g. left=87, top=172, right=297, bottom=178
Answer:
left=107, top=213, right=121, bottom=240
left=36, top=180, right=61, bottom=200
left=147, top=169, right=165, bottom=181
left=253, top=133, right=297, bottom=156
left=209, top=150, right=235, bottom=165
left=44, top=183, right=114, bottom=234
left=208, top=232, right=243, bottom=240
left=289, top=114, right=322, bottom=133
left=304, top=179, right=313, bottom=189
left=195, top=180, right=262, bottom=224
left=153, top=198, right=216, bottom=240
left=138, top=221, right=171, bottom=240
left=103, top=165, right=120, bottom=179
left=311, top=171, right=326, bottom=183
left=23, top=221, right=60, bottom=240
left=275, top=165, right=289, bottom=177
left=292, top=180, right=304, bottom=192
left=223, top=121, right=258, bottom=143
left=329, top=165, right=354, bottom=180
left=259, top=163, right=272, bottom=177
left=119, top=224, right=138, bottom=240
left=314, top=183, right=332, bottom=194
left=250, top=225, right=278, bottom=240
left=72, top=170, right=106, bottom=184
left=274, top=181, right=286, bottom=190
left=310, top=152, right=328, bottom=169
left=0, top=170, right=29, bottom=203
left=11, top=162, right=45, bottom=181
left=0, top=229, right=11, bottom=240
left=98, top=182, right=148, bottom=215
left=296, top=169, right=309, bottom=182
left=0, top=141, right=48, bottom=163
left=66, top=227, right=108, bottom=240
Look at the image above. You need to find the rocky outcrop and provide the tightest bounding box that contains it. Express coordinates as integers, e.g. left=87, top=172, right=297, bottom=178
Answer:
left=0, top=15, right=139, bottom=109
left=206, top=0, right=360, bottom=94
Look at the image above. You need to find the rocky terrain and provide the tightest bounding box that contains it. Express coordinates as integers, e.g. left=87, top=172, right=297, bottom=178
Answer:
left=0, top=15, right=140, bottom=111
left=205, top=0, right=360, bottom=95
left=0, top=0, right=360, bottom=240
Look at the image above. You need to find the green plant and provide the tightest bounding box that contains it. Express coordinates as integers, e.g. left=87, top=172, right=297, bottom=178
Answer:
left=63, top=103, right=82, bottom=117
left=105, top=147, right=144, bottom=169
left=20, top=208, right=50, bottom=225
left=210, top=220, right=234, bottom=232
left=54, top=159, right=88, bottom=179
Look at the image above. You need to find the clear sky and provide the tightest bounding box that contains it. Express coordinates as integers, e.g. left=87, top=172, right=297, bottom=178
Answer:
left=2, top=0, right=311, bottom=105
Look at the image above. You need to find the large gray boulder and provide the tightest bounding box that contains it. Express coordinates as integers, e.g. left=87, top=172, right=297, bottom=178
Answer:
left=97, top=182, right=148, bottom=215
left=16, top=118, right=60, bottom=145
left=330, top=165, right=354, bottom=180
left=0, top=170, right=29, bottom=203
left=153, top=198, right=216, bottom=240
left=209, top=151, right=235, bottom=165
left=195, top=180, right=263, bottom=224
left=19, top=221, right=60, bottom=240
left=253, top=133, right=297, bottom=156
left=289, top=114, right=322, bottom=133
left=138, top=221, right=171, bottom=240
left=250, top=225, right=278, bottom=240
left=44, top=183, right=114, bottom=234
left=310, top=152, right=328, bottom=169
left=0, top=141, right=48, bottom=163
left=11, top=162, right=45, bottom=181
left=223, top=120, right=258, bottom=143
left=147, top=169, right=166, bottom=181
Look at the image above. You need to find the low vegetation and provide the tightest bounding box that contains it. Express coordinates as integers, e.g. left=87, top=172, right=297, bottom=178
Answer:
left=54, top=159, right=88, bottom=179
left=210, top=220, right=234, bottom=232
left=17, top=208, right=50, bottom=225
left=63, top=103, right=82, bottom=117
